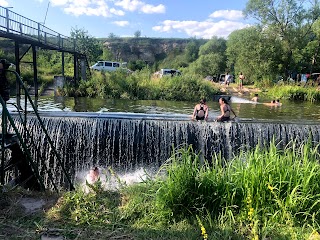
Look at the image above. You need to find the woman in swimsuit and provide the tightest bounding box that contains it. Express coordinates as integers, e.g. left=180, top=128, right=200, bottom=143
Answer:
left=192, top=98, right=209, bottom=121
left=216, top=97, right=237, bottom=122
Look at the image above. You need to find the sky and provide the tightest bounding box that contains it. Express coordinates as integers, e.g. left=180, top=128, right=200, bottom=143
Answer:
left=0, top=0, right=253, bottom=39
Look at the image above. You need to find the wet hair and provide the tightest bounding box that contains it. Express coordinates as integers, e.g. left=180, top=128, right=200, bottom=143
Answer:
left=276, top=99, right=280, bottom=102
left=91, top=166, right=99, bottom=172
left=254, top=93, right=258, bottom=97
left=200, top=98, right=206, bottom=104
left=272, top=100, right=276, bottom=103
left=220, top=97, right=228, bottom=104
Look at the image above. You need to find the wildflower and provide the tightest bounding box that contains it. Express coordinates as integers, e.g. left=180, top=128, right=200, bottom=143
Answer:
left=267, top=183, right=274, bottom=191
left=309, top=230, right=320, bottom=240
left=196, top=215, right=208, bottom=240
left=248, top=208, right=254, bottom=217
left=201, top=225, right=208, bottom=240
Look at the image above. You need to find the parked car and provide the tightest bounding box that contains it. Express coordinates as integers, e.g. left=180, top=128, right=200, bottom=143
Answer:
left=204, top=75, right=219, bottom=82
left=218, top=74, right=234, bottom=84
left=159, top=68, right=181, bottom=78
left=90, top=61, right=129, bottom=72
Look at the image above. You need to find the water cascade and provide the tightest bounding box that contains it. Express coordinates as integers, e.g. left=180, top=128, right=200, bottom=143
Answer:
left=4, top=113, right=320, bottom=189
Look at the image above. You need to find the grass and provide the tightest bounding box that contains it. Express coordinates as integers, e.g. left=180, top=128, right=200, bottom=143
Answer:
left=1, top=141, right=320, bottom=239
left=261, top=85, right=320, bottom=102
left=59, top=69, right=221, bottom=101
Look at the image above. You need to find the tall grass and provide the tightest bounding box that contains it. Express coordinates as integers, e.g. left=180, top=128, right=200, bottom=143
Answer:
left=266, top=85, right=320, bottom=102
left=59, top=69, right=220, bottom=101
left=46, top=141, right=320, bottom=239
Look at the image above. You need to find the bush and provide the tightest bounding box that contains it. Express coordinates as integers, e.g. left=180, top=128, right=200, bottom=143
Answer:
left=62, top=69, right=221, bottom=101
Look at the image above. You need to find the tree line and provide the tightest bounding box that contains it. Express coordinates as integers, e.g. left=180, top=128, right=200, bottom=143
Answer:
left=1, top=0, right=320, bottom=87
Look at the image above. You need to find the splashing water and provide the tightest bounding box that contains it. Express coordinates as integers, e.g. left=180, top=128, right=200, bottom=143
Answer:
left=76, top=167, right=156, bottom=192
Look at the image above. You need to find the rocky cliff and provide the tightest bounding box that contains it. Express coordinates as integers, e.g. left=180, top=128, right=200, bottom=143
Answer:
left=103, top=38, right=207, bottom=63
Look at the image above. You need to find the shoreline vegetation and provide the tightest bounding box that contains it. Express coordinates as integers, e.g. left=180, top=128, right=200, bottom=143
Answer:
left=58, top=69, right=320, bottom=103
left=1, top=141, right=320, bottom=239
left=58, top=70, right=221, bottom=101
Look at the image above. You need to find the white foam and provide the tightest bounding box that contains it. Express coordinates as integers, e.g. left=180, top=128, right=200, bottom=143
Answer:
left=76, top=167, right=155, bottom=192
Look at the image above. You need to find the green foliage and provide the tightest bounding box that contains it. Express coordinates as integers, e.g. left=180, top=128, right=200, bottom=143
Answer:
left=184, top=40, right=200, bottom=62
left=199, top=36, right=226, bottom=56
left=227, top=26, right=281, bottom=83
left=191, top=53, right=226, bottom=77
left=61, top=70, right=220, bottom=101
left=266, top=85, right=320, bottom=102
left=47, top=141, right=320, bottom=239
left=127, top=60, right=148, bottom=71
left=243, top=0, right=320, bottom=77
left=52, top=184, right=121, bottom=226
left=71, top=27, right=102, bottom=63
left=134, top=30, right=142, bottom=38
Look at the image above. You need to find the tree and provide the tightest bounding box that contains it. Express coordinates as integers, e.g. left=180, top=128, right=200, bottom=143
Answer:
left=244, top=0, right=320, bottom=76
left=226, top=26, right=282, bottom=82
left=199, top=37, right=226, bottom=56
left=108, top=33, right=117, bottom=39
left=192, top=53, right=225, bottom=77
left=70, top=27, right=102, bottom=63
left=134, top=30, right=141, bottom=38
left=184, top=40, right=200, bottom=62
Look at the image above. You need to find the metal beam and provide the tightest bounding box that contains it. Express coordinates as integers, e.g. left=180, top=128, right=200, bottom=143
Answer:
left=32, top=45, right=38, bottom=110
left=15, top=41, right=21, bottom=109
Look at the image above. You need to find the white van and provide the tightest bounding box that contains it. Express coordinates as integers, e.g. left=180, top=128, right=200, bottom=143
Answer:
left=90, top=61, right=127, bottom=72
left=160, top=69, right=181, bottom=78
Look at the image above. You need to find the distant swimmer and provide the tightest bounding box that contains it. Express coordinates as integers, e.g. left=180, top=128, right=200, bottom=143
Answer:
left=251, top=93, right=259, bottom=102
left=263, top=99, right=282, bottom=106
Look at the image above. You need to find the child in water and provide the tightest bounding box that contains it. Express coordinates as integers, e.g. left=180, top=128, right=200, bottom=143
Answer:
left=251, top=93, right=259, bottom=102
left=86, top=167, right=100, bottom=185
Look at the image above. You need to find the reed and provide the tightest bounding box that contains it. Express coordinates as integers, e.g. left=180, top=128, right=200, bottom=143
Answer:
left=43, top=141, right=320, bottom=239
left=266, top=85, right=320, bottom=102
left=59, top=69, right=220, bottom=101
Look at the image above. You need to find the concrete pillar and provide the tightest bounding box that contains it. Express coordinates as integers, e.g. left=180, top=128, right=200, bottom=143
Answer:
left=80, top=58, right=86, bottom=81
left=54, top=76, right=65, bottom=96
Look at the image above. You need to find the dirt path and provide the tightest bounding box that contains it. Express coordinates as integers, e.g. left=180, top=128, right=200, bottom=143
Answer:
left=215, top=83, right=260, bottom=97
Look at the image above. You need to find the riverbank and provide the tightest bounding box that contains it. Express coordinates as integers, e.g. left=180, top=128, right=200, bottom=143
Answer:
left=214, top=82, right=261, bottom=97
left=1, top=142, right=320, bottom=240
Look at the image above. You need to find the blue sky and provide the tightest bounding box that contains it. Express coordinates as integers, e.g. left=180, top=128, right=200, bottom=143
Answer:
left=1, top=0, right=252, bottom=39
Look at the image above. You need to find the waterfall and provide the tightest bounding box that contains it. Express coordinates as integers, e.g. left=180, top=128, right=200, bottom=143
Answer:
left=3, top=113, right=320, bottom=189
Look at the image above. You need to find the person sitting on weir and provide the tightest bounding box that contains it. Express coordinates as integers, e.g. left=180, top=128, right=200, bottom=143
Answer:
left=192, top=98, right=209, bottom=121
left=216, top=97, right=237, bottom=122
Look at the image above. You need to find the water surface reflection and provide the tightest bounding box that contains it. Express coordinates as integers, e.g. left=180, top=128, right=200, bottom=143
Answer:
left=5, top=95, right=320, bottom=124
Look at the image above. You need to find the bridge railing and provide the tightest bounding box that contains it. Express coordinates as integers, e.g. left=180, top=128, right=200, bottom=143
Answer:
left=0, top=6, right=75, bottom=52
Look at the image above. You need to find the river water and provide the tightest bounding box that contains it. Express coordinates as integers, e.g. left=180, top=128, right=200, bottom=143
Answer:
left=3, top=95, right=320, bottom=189
left=5, top=95, right=320, bottom=124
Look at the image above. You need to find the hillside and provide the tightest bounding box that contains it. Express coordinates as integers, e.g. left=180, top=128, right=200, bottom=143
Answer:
left=100, top=37, right=208, bottom=63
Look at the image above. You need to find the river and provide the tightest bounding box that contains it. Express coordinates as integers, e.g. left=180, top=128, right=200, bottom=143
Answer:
left=4, top=95, right=320, bottom=124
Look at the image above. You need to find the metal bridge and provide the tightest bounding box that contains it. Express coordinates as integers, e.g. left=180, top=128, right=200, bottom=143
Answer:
left=0, top=6, right=87, bottom=192
left=0, top=6, right=88, bottom=107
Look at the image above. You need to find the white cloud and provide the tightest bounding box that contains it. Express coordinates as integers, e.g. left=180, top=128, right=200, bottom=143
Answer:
left=153, top=20, right=249, bottom=39
left=50, top=0, right=69, bottom=6
left=51, top=0, right=123, bottom=17
left=141, top=4, right=165, bottom=14
left=0, top=0, right=9, bottom=7
left=115, top=0, right=165, bottom=14
left=110, top=8, right=125, bottom=16
left=48, top=0, right=164, bottom=17
left=113, top=20, right=129, bottom=27
left=209, top=10, right=243, bottom=21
